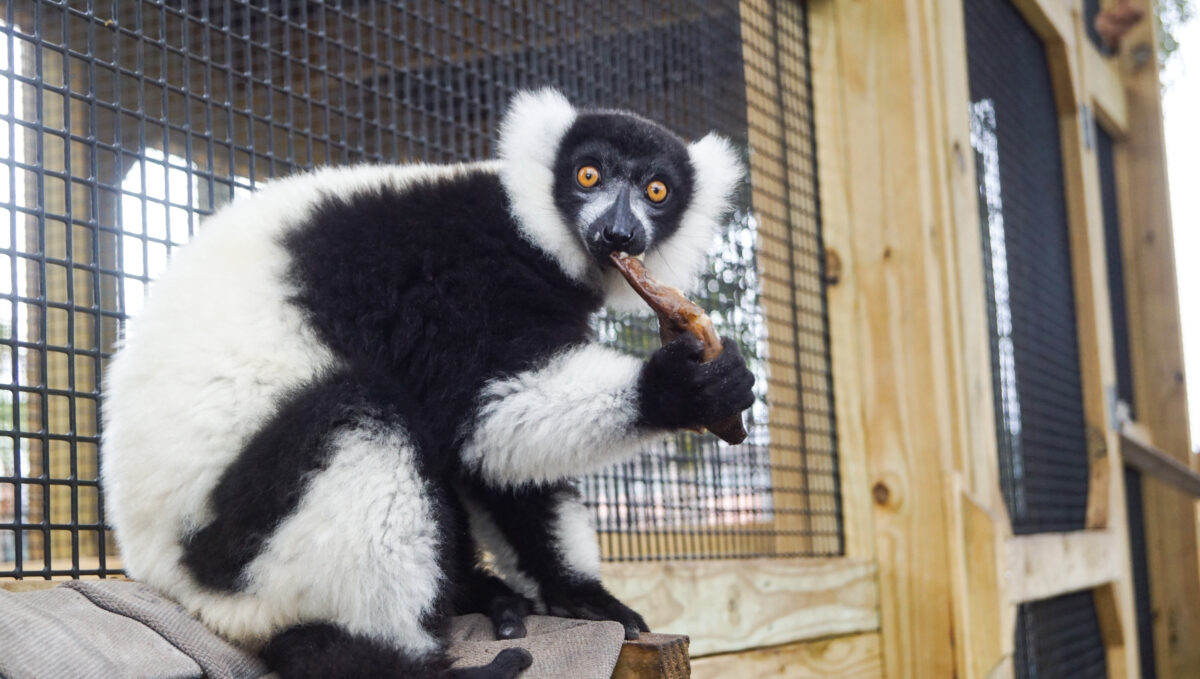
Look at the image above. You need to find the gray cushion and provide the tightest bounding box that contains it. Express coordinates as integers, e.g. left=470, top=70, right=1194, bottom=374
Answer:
left=0, top=581, right=626, bottom=679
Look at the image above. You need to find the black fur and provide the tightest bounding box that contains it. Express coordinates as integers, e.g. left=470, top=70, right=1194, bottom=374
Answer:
left=283, top=170, right=604, bottom=452
left=184, top=170, right=603, bottom=589
left=261, top=623, right=532, bottom=679
left=460, top=480, right=649, bottom=641
left=446, top=486, right=534, bottom=640
left=637, top=334, right=756, bottom=431
left=552, top=112, right=695, bottom=263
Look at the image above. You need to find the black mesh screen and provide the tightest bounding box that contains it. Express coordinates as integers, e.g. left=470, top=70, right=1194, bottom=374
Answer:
left=0, top=0, right=839, bottom=578
left=1124, top=465, right=1158, bottom=679
left=965, top=0, right=1090, bottom=535
left=1096, top=124, right=1135, bottom=418
left=1014, top=590, right=1110, bottom=679
left=1084, top=0, right=1108, bottom=53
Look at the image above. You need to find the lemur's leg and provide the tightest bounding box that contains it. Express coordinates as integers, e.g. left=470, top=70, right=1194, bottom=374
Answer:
left=446, top=488, right=534, bottom=639
left=462, top=479, right=649, bottom=641
left=179, top=371, right=531, bottom=678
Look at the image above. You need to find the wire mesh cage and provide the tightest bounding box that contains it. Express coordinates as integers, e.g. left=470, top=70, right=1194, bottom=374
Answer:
left=965, top=0, right=1091, bottom=536
left=1014, top=590, right=1110, bottom=679
left=0, top=0, right=840, bottom=578
left=1123, top=465, right=1158, bottom=679
left=1096, top=122, right=1136, bottom=419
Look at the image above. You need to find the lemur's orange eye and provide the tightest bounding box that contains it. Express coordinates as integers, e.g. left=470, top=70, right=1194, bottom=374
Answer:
left=577, top=166, right=600, bottom=188
left=646, top=180, right=668, bottom=203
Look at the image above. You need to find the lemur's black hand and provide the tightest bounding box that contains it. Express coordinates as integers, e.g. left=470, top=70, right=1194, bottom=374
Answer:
left=638, top=334, right=756, bottom=431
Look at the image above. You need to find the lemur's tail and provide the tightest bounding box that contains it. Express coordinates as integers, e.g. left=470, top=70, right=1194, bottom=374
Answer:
left=260, top=622, right=532, bottom=679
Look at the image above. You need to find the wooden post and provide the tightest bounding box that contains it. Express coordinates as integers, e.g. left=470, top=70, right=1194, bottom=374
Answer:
left=1115, top=12, right=1200, bottom=679
left=611, top=634, right=690, bottom=679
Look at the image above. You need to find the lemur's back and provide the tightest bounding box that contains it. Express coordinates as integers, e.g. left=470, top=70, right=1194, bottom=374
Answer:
left=101, top=161, right=524, bottom=642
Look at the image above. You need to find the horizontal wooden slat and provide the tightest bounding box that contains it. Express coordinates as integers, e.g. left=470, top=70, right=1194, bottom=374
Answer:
left=1004, top=530, right=1119, bottom=604
left=691, top=631, right=883, bottom=679
left=1120, top=429, right=1200, bottom=498
left=601, top=558, right=880, bottom=657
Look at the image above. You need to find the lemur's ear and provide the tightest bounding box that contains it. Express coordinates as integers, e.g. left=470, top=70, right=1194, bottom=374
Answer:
left=686, top=134, right=744, bottom=219
left=498, top=88, right=577, bottom=170
left=498, top=89, right=591, bottom=281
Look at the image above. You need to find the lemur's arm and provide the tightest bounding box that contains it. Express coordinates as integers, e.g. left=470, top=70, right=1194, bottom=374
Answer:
left=460, top=478, right=648, bottom=640
left=459, top=336, right=754, bottom=488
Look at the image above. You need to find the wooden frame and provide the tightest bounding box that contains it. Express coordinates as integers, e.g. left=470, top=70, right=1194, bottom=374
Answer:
left=805, top=0, right=1197, bottom=677
left=1110, top=10, right=1200, bottom=678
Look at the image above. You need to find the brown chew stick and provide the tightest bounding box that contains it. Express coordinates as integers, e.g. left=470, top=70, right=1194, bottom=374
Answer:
left=609, top=252, right=748, bottom=445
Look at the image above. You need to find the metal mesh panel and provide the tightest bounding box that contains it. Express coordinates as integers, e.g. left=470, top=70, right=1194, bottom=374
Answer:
left=0, top=0, right=840, bottom=578
left=965, top=0, right=1091, bottom=535
left=1124, top=465, right=1158, bottom=679
left=1096, top=123, right=1135, bottom=418
left=1084, top=0, right=1108, bottom=53
left=589, top=0, right=841, bottom=561
left=1014, top=590, right=1110, bottom=679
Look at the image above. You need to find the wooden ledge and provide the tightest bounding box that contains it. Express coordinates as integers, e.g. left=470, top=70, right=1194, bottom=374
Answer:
left=1005, top=530, right=1119, bottom=604
left=612, top=633, right=690, bottom=679
left=1120, top=427, right=1200, bottom=498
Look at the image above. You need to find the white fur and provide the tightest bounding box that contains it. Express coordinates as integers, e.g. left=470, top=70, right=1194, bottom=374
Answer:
left=603, top=133, right=744, bottom=311
left=460, top=344, right=664, bottom=487
left=101, top=161, right=490, bottom=646
left=238, top=424, right=443, bottom=652
left=496, top=89, right=743, bottom=310
left=497, top=88, right=590, bottom=281
left=552, top=496, right=602, bottom=581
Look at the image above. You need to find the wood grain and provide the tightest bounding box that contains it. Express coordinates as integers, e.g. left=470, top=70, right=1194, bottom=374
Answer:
left=691, top=632, right=883, bottom=679
left=612, top=634, right=690, bottom=679
left=1004, top=531, right=1120, bottom=604
left=1115, top=11, right=1200, bottom=679
left=601, top=558, right=878, bottom=657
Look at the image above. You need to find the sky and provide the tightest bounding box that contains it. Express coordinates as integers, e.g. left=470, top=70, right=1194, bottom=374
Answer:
left=1163, top=18, right=1200, bottom=450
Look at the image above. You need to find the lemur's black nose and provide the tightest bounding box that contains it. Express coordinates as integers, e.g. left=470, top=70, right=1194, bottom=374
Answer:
left=601, top=187, right=638, bottom=248
left=603, top=221, right=635, bottom=246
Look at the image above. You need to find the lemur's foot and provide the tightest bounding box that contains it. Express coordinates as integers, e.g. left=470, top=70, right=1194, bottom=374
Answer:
left=488, top=590, right=533, bottom=640
left=444, top=648, right=533, bottom=679
left=544, top=582, right=650, bottom=640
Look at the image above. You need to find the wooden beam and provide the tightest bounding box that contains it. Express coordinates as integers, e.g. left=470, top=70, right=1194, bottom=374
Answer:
left=1004, top=531, right=1120, bottom=604
left=611, top=634, right=689, bottom=679
left=601, top=558, right=878, bottom=657
left=1094, top=583, right=1129, bottom=679
left=808, top=0, right=876, bottom=562
left=1120, top=430, right=1200, bottom=498
left=1011, top=0, right=1080, bottom=113
left=1114, top=10, right=1200, bottom=678
left=807, top=0, right=961, bottom=676
left=1086, top=44, right=1128, bottom=133
left=691, top=632, right=883, bottom=679
left=960, top=490, right=1009, bottom=679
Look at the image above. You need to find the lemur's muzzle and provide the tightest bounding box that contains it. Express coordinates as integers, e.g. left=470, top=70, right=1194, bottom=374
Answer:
left=592, top=186, right=646, bottom=255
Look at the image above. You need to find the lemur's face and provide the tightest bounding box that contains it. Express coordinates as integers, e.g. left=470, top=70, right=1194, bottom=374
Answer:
left=551, top=113, right=695, bottom=264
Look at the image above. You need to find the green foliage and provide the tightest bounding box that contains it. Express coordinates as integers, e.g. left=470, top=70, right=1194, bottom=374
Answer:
left=1157, top=0, right=1196, bottom=68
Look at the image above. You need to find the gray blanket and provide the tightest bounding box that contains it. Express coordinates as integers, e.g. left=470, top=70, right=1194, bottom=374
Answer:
left=0, top=581, right=625, bottom=679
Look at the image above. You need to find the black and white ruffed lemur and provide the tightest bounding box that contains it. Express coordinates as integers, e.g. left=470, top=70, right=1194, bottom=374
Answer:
left=101, top=89, right=754, bottom=678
